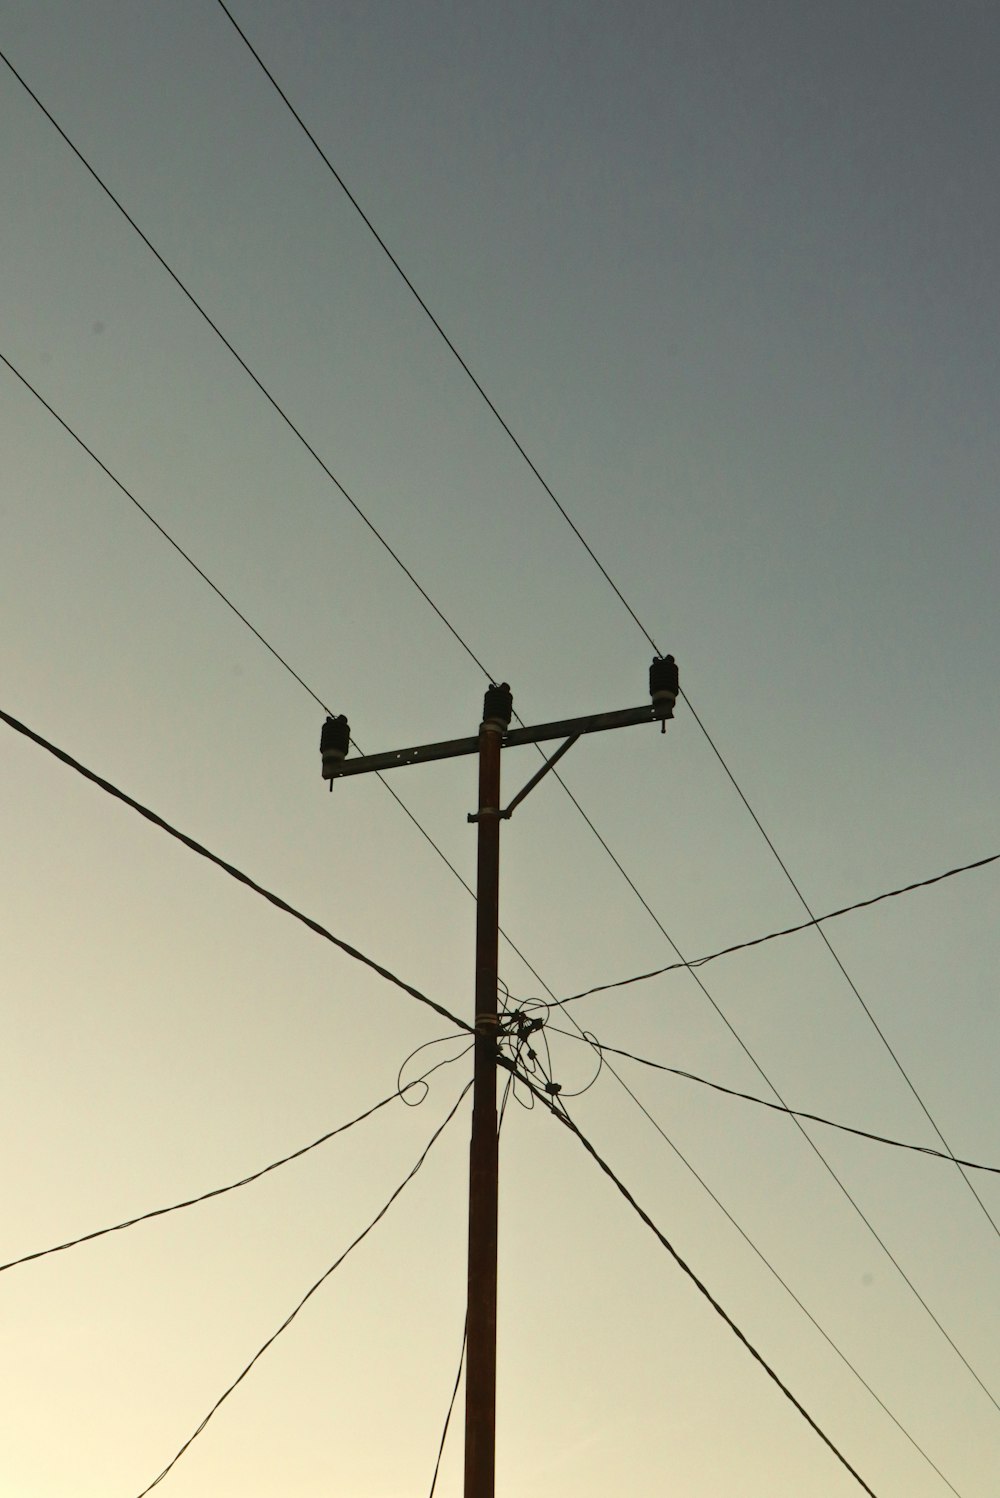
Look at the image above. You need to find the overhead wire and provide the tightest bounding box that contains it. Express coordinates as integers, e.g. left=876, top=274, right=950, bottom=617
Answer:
left=211, top=0, right=658, bottom=658
left=1, top=401, right=982, bottom=1486
left=504, top=756, right=1000, bottom=1406
left=132, top=1078, right=472, bottom=1496
left=0, top=349, right=549, bottom=998
left=549, top=1027, right=1000, bottom=1176
left=495, top=1004, right=966, bottom=1494
left=0, top=49, right=491, bottom=686
left=557, top=1044, right=965, bottom=1496
left=686, top=682, right=1000, bottom=1241
left=204, top=7, right=1000, bottom=1240
left=3, top=39, right=992, bottom=1467
left=550, top=862, right=1000, bottom=1411
left=555, top=850, right=1000, bottom=1006
left=504, top=1064, right=882, bottom=1498
left=2, top=697, right=960, bottom=1489
left=427, top=1314, right=466, bottom=1498
left=0, top=1049, right=471, bottom=1275
left=0, top=706, right=469, bottom=1035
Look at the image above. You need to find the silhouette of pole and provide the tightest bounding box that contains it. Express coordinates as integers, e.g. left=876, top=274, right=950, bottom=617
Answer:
left=463, top=683, right=510, bottom=1498
left=318, top=660, right=678, bottom=1497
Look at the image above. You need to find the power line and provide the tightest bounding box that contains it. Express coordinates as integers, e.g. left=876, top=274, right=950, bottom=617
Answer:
left=0, top=347, right=550, bottom=998
left=683, top=696, right=1000, bottom=1244
left=502, top=982, right=970, bottom=1491
left=133, top=1079, right=471, bottom=1496
left=205, top=6, right=1000, bottom=1245
left=550, top=1027, right=1000, bottom=1177
left=5, top=39, right=994, bottom=1437
left=564, top=1048, right=966, bottom=1497
left=514, top=867, right=1000, bottom=1412
left=2, top=706, right=958, bottom=1482
left=6, top=345, right=982, bottom=1473
left=507, top=1068, right=882, bottom=1498
left=0, top=706, right=469, bottom=1035
left=428, top=1315, right=466, bottom=1498
left=501, top=994, right=965, bottom=1492
left=211, top=0, right=659, bottom=659
left=0, top=48, right=491, bottom=686
left=0, top=1051, right=471, bottom=1276
left=556, top=851, right=1000, bottom=1007
left=0, top=351, right=331, bottom=714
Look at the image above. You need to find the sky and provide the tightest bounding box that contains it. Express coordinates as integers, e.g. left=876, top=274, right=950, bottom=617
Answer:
left=1, top=1, right=998, bottom=1494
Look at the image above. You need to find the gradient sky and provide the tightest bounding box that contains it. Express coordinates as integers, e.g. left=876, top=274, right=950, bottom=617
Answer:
left=2, top=3, right=998, bottom=1495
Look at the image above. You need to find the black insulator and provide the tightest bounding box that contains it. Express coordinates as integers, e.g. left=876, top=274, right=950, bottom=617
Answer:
left=320, top=713, right=351, bottom=777
left=482, top=681, right=513, bottom=728
left=649, top=655, right=679, bottom=717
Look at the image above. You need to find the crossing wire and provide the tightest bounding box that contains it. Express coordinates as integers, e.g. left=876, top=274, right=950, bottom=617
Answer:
left=0, top=706, right=469, bottom=1036
left=206, top=7, right=1000, bottom=1241
left=133, top=1080, right=471, bottom=1496
left=1, top=395, right=966, bottom=1494
left=548, top=1027, right=1000, bottom=1177
left=506, top=1065, right=882, bottom=1498
left=550, top=1045, right=966, bottom=1497
left=555, top=850, right=1000, bottom=1006
left=3, top=41, right=995, bottom=1444
left=0, top=349, right=552, bottom=1003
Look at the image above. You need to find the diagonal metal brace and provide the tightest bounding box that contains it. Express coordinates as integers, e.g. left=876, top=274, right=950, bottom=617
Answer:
left=494, top=733, right=580, bottom=820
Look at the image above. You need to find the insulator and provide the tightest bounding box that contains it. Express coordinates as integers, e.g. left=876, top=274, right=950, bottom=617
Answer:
left=482, top=681, right=513, bottom=729
left=320, top=714, right=351, bottom=777
left=649, top=655, right=679, bottom=717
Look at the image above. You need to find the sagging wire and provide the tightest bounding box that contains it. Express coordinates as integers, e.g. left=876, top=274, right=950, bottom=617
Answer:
left=397, top=1032, right=475, bottom=1107
left=2, top=1037, right=471, bottom=1276
left=133, top=1079, right=472, bottom=1496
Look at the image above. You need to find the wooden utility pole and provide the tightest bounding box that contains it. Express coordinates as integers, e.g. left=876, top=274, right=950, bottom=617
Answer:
left=319, top=657, right=678, bottom=1498
left=463, top=683, right=509, bottom=1498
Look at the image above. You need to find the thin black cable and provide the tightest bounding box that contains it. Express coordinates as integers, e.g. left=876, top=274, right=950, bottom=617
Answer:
left=5, top=42, right=966, bottom=1488
left=0, top=49, right=491, bottom=685
left=6, top=40, right=992, bottom=1423
left=7, top=382, right=992, bottom=1428
left=207, top=4, right=1000, bottom=1244
left=509, top=995, right=973, bottom=1485
left=509, top=988, right=975, bottom=1487
left=0, top=1059, right=468, bottom=1274
left=504, top=994, right=968, bottom=1491
left=508, top=989, right=966, bottom=1492
left=0, top=349, right=331, bottom=716
left=0, top=706, right=469, bottom=1035
left=133, top=1079, right=471, bottom=1496
left=557, top=851, right=1000, bottom=1007
left=212, top=0, right=660, bottom=658
left=681, top=696, right=1000, bottom=1243
left=0, top=58, right=668, bottom=1069
left=527, top=773, right=1000, bottom=1411
left=550, top=1027, right=1000, bottom=1177
left=397, top=1033, right=475, bottom=1106
left=22, top=0, right=980, bottom=1262
left=0, top=344, right=546, bottom=995
left=427, top=1314, right=467, bottom=1498
left=512, top=972, right=998, bottom=1464
left=568, top=1051, right=965, bottom=1497
left=505, top=1069, right=881, bottom=1498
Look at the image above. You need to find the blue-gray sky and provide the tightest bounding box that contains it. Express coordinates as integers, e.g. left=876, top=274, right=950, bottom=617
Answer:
left=2, top=3, right=998, bottom=1494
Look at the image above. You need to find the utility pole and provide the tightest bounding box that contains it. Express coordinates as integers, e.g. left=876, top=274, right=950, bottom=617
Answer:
left=319, top=657, right=678, bottom=1498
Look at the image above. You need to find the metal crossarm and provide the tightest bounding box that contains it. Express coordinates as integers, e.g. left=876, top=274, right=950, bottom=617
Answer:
left=324, top=702, right=670, bottom=780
